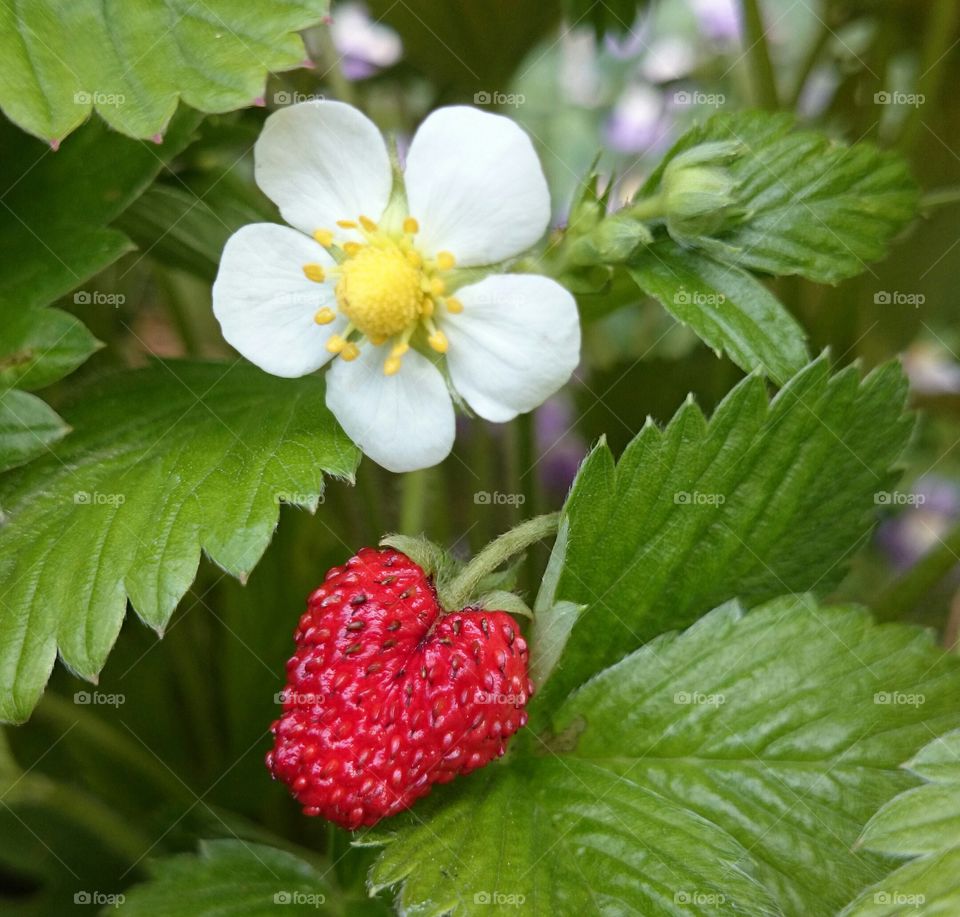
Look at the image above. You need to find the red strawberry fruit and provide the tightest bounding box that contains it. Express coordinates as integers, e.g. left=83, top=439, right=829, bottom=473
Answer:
left=267, top=547, right=532, bottom=829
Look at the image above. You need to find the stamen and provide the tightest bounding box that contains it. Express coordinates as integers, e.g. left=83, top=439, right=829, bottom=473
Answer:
left=429, top=277, right=445, bottom=296
left=337, top=219, right=358, bottom=229
left=436, top=251, right=456, bottom=271
left=428, top=330, right=449, bottom=354
left=314, top=307, right=336, bottom=325
left=391, top=342, right=410, bottom=358
left=340, top=342, right=360, bottom=361
left=359, top=215, right=378, bottom=232
left=403, top=216, right=419, bottom=235
left=406, top=250, right=422, bottom=268
left=445, top=297, right=464, bottom=314
left=303, top=263, right=326, bottom=283
left=384, top=355, right=402, bottom=376
left=326, top=335, right=347, bottom=354
left=420, top=297, right=435, bottom=317
left=343, top=242, right=361, bottom=257
left=313, top=229, right=334, bottom=247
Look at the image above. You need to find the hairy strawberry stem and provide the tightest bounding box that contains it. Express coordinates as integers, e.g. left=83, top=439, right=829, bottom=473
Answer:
left=441, top=512, right=560, bottom=611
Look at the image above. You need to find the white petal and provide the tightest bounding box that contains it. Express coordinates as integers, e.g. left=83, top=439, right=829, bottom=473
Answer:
left=404, top=106, right=551, bottom=267
left=444, top=274, right=581, bottom=422
left=326, top=346, right=455, bottom=473
left=212, top=224, right=344, bottom=378
left=254, top=100, right=392, bottom=236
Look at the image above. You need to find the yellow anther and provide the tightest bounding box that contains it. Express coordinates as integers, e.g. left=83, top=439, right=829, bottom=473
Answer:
left=326, top=335, right=346, bottom=354
left=445, top=296, right=464, bottom=314
left=340, top=342, right=360, bottom=361
left=429, top=277, right=446, bottom=296
left=313, top=229, right=334, bottom=247
left=343, top=242, right=362, bottom=257
left=390, top=342, right=410, bottom=358
left=314, top=307, right=336, bottom=325
left=428, top=330, right=448, bottom=354
left=303, top=263, right=326, bottom=283
left=436, top=251, right=456, bottom=271
left=370, top=335, right=386, bottom=346
left=403, top=216, right=419, bottom=235
left=337, top=219, right=358, bottom=229
left=359, top=215, right=378, bottom=232
left=406, top=250, right=422, bottom=268
left=383, top=355, right=402, bottom=376
left=420, top=297, right=435, bottom=317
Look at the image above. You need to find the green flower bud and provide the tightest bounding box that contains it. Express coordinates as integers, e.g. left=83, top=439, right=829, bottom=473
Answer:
left=660, top=141, right=742, bottom=244
left=565, top=213, right=653, bottom=267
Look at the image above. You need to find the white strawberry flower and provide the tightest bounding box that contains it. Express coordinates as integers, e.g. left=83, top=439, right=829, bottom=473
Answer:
left=212, top=101, right=580, bottom=473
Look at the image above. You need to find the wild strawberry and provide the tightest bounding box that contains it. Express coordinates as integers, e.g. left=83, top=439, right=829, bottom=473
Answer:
left=266, top=547, right=532, bottom=829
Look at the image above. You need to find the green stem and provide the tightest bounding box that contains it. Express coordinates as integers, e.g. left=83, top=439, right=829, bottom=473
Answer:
left=739, top=0, right=780, bottom=109
left=442, top=513, right=560, bottom=609
left=898, top=0, right=959, bottom=151
left=314, top=23, right=357, bottom=105
left=873, top=519, right=960, bottom=621
left=31, top=694, right=194, bottom=803
left=921, top=186, right=960, bottom=211
left=787, top=15, right=832, bottom=109
left=621, top=193, right=667, bottom=222
left=399, top=468, right=430, bottom=535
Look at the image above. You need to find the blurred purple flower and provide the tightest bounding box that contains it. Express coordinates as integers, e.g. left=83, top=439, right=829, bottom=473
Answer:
left=641, top=36, right=698, bottom=83
left=605, top=83, right=673, bottom=154
left=876, top=476, right=960, bottom=573
left=688, top=0, right=741, bottom=43
left=535, top=395, right=588, bottom=500
left=903, top=342, right=960, bottom=396
left=330, top=3, right=402, bottom=80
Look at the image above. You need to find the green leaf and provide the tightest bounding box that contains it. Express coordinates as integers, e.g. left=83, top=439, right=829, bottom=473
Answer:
left=366, top=598, right=960, bottom=916
left=0, top=362, right=359, bottom=724
left=118, top=839, right=386, bottom=915
left=0, top=388, right=70, bottom=472
left=0, top=2, right=328, bottom=142
left=842, top=731, right=960, bottom=915
left=643, top=112, right=919, bottom=283
left=533, top=356, right=912, bottom=708
left=0, top=108, right=200, bottom=311
left=629, top=242, right=809, bottom=382
left=0, top=306, right=101, bottom=391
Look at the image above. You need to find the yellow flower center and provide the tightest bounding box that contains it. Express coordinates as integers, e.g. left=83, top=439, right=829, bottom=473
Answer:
left=335, top=243, right=421, bottom=340
left=302, top=215, right=463, bottom=375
